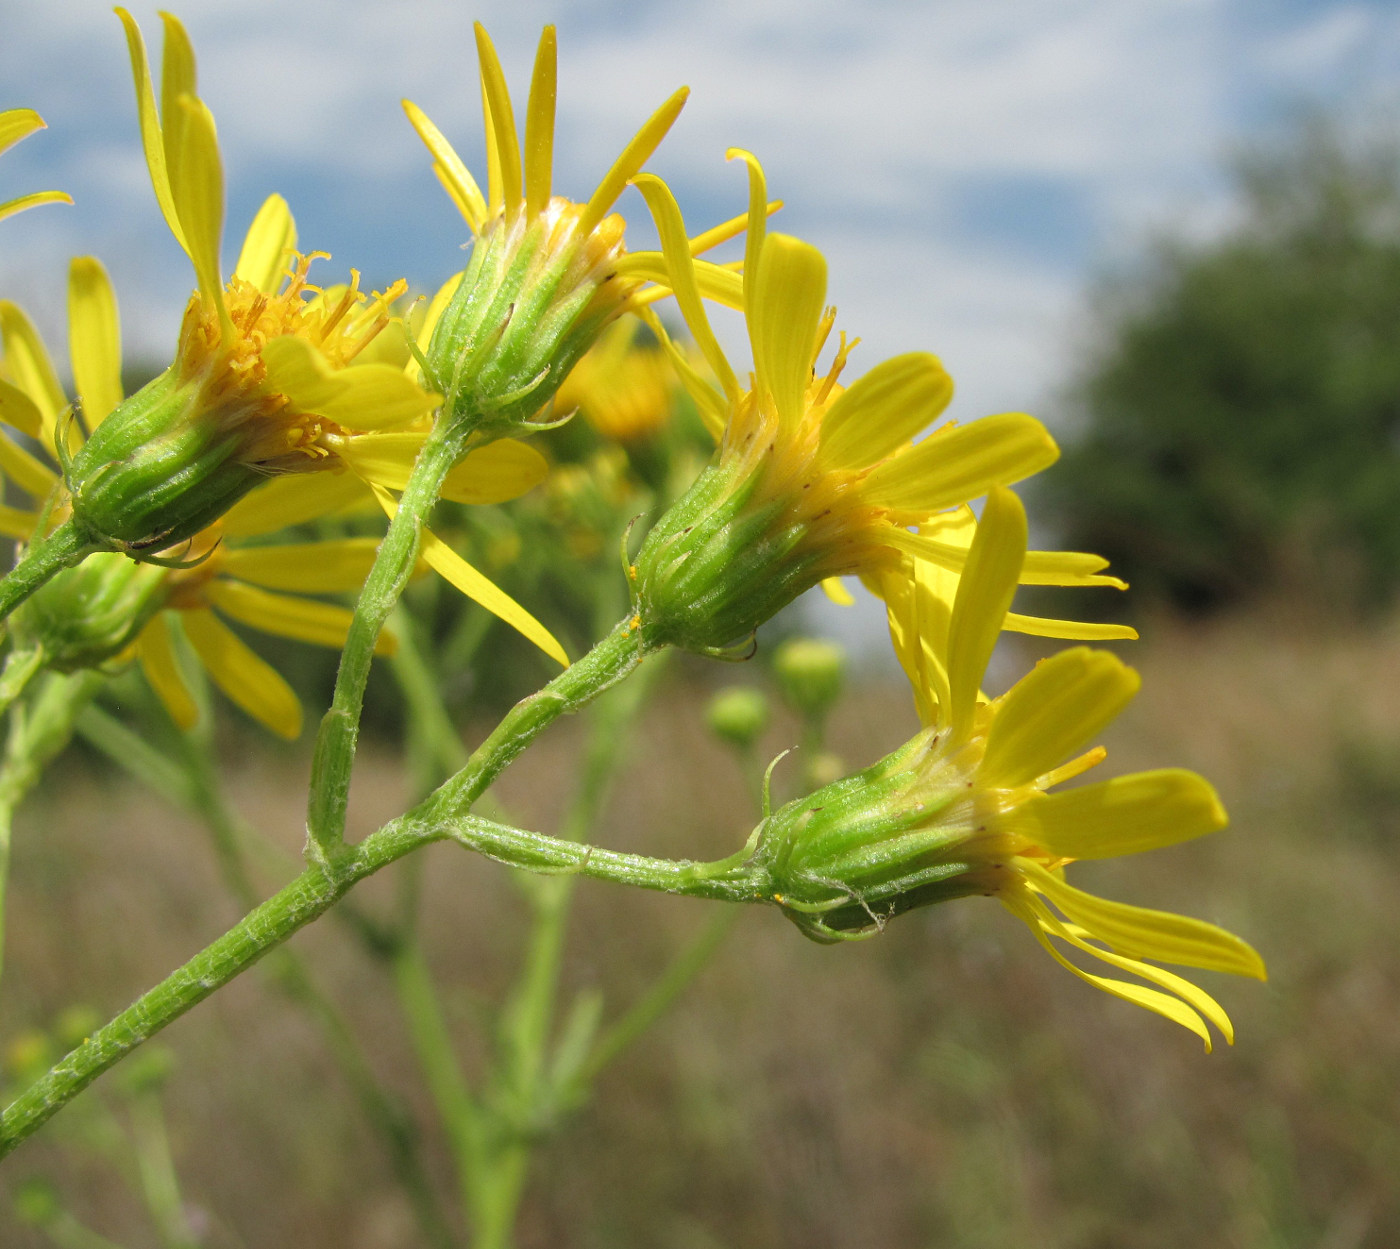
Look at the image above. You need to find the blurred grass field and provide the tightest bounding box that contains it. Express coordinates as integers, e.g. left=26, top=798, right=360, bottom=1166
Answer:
left=0, top=598, right=1396, bottom=1248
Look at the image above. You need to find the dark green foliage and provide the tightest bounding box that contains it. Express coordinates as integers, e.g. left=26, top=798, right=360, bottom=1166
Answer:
left=1045, top=121, right=1400, bottom=611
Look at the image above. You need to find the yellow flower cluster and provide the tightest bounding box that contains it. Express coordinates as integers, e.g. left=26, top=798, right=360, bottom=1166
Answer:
left=0, top=12, right=1262, bottom=1043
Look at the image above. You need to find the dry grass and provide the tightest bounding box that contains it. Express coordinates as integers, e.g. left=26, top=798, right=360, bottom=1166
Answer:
left=2, top=601, right=1398, bottom=1248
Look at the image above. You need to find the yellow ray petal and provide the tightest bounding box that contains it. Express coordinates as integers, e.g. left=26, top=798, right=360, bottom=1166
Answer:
left=1022, top=860, right=1266, bottom=980
left=725, top=148, right=767, bottom=312
left=137, top=614, right=197, bottom=730
left=234, top=194, right=297, bottom=295
left=0, top=300, right=67, bottom=449
left=0, top=430, right=60, bottom=500
left=1031, top=889, right=1235, bottom=1043
left=523, top=27, right=557, bottom=217
left=402, top=100, right=487, bottom=234
left=1003, top=613, right=1139, bottom=641
left=631, top=175, right=738, bottom=401
left=260, top=336, right=439, bottom=429
left=474, top=24, right=522, bottom=213
left=1016, top=768, right=1228, bottom=860
left=686, top=199, right=783, bottom=258
left=863, top=413, right=1059, bottom=514
left=220, top=537, right=383, bottom=593
left=157, top=11, right=198, bottom=170
left=339, top=433, right=547, bottom=505
left=615, top=255, right=746, bottom=312
left=579, top=86, right=689, bottom=237
left=170, top=96, right=228, bottom=329
left=821, top=576, right=855, bottom=606
left=115, top=8, right=186, bottom=252
left=979, top=647, right=1140, bottom=789
left=819, top=352, right=953, bottom=470
left=207, top=581, right=394, bottom=656
left=68, top=257, right=124, bottom=429
left=1004, top=895, right=1214, bottom=1049
left=636, top=308, right=726, bottom=438
left=945, top=487, right=1026, bottom=740
left=0, top=378, right=43, bottom=440
left=1020, top=549, right=1126, bottom=589
left=748, top=233, right=826, bottom=431
left=181, top=606, right=303, bottom=739
left=880, top=560, right=953, bottom=728
left=371, top=484, right=567, bottom=666
left=0, top=191, right=71, bottom=223
left=221, top=471, right=370, bottom=540
left=0, top=505, right=40, bottom=540
left=0, top=109, right=46, bottom=157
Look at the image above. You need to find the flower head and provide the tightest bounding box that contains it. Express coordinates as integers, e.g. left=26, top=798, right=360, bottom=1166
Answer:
left=405, top=24, right=748, bottom=439
left=0, top=108, right=70, bottom=225
left=755, top=487, right=1264, bottom=1048
left=0, top=254, right=564, bottom=732
left=627, top=157, right=1114, bottom=653
left=62, top=13, right=443, bottom=555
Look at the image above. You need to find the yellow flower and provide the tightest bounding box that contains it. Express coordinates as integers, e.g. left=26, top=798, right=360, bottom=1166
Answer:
left=758, top=487, right=1264, bottom=1049
left=0, top=108, right=70, bottom=224
left=11, top=12, right=566, bottom=664
left=626, top=155, right=1121, bottom=653
left=66, top=11, right=442, bottom=548
left=0, top=260, right=530, bottom=735
left=404, top=24, right=751, bottom=439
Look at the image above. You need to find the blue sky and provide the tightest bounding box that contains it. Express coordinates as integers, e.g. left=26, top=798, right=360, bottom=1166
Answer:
left=3, top=0, right=1399, bottom=422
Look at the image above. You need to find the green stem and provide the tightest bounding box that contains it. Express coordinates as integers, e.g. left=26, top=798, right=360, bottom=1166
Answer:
left=128, top=1094, right=198, bottom=1249
left=394, top=943, right=488, bottom=1230
left=0, top=671, right=104, bottom=996
left=420, top=812, right=764, bottom=903
left=73, top=705, right=457, bottom=1249
left=579, top=907, right=740, bottom=1086
left=421, top=615, right=648, bottom=823
left=0, top=820, right=431, bottom=1161
left=0, top=517, right=96, bottom=624
left=306, top=418, right=467, bottom=859
left=0, top=622, right=749, bottom=1159
left=0, top=646, right=44, bottom=716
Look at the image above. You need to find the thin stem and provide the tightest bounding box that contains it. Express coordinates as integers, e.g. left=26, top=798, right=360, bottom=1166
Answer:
left=0, top=623, right=745, bottom=1158
left=393, top=942, right=488, bottom=1226
left=0, top=820, right=435, bottom=1161
left=128, top=1094, right=198, bottom=1249
left=580, top=907, right=740, bottom=1085
left=306, top=418, right=468, bottom=859
left=0, top=517, right=96, bottom=624
left=0, top=671, right=104, bottom=996
left=417, top=812, right=764, bottom=903
left=421, top=615, right=648, bottom=822
left=0, top=646, right=44, bottom=716
left=73, top=704, right=457, bottom=1249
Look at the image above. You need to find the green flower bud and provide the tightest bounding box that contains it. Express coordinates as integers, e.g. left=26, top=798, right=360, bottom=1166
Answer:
left=11, top=548, right=167, bottom=671
left=706, top=685, right=769, bottom=751
left=632, top=455, right=835, bottom=654
left=424, top=202, right=638, bottom=442
left=13, top=1179, right=60, bottom=1227
left=754, top=729, right=990, bottom=944
left=773, top=637, right=846, bottom=720
left=64, top=366, right=266, bottom=553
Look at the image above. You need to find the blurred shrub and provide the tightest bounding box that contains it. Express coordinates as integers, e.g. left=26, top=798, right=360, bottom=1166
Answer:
left=1043, top=119, right=1400, bottom=612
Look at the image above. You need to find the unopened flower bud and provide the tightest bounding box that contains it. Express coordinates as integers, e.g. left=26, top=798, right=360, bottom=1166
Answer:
left=773, top=636, right=846, bottom=720
left=706, top=685, right=769, bottom=751
left=12, top=548, right=167, bottom=671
